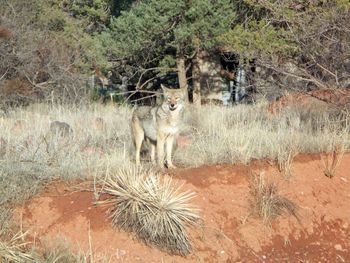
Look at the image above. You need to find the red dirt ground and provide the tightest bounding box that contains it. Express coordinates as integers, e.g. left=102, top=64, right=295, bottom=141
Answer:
left=15, top=153, right=350, bottom=262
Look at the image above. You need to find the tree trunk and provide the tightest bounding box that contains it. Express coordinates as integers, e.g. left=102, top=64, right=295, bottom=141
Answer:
left=176, top=55, right=189, bottom=103
left=192, top=52, right=201, bottom=107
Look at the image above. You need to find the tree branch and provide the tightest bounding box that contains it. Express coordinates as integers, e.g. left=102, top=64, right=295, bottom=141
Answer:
left=135, top=67, right=177, bottom=90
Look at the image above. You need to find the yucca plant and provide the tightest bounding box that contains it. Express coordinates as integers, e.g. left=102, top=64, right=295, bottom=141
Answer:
left=99, top=166, right=200, bottom=255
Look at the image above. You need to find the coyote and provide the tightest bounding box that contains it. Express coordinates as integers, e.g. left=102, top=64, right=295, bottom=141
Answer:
left=131, top=84, right=186, bottom=168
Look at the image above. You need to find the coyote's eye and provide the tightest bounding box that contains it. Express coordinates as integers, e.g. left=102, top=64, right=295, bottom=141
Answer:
left=175, top=97, right=180, bottom=101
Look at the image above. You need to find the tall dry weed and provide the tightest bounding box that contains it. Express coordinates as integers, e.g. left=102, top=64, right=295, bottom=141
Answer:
left=250, top=172, right=300, bottom=225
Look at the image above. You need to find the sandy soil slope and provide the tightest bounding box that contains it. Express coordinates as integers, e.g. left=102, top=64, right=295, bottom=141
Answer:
left=15, top=153, right=350, bottom=262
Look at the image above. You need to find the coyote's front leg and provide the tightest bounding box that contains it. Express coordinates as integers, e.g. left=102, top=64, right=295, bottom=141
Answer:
left=166, top=135, right=176, bottom=169
left=157, top=133, right=166, bottom=168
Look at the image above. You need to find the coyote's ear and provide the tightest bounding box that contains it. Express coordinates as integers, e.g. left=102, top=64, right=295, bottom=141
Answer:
left=180, top=84, right=188, bottom=95
left=161, top=84, right=168, bottom=93
left=181, top=84, right=188, bottom=91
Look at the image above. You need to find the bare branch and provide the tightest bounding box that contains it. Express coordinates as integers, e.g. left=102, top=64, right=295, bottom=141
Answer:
left=135, top=67, right=177, bottom=90
left=130, top=94, right=157, bottom=103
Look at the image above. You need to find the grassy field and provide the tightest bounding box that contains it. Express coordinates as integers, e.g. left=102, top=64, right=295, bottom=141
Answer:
left=0, top=102, right=349, bottom=204
left=0, top=101, right=349, bottom=261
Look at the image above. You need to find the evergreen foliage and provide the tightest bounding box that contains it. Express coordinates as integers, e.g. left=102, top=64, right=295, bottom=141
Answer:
left=98, top=0, right=234, bottom=81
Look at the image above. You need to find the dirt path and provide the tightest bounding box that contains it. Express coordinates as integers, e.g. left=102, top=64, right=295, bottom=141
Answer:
left=15, top=153, right=350, bottom=262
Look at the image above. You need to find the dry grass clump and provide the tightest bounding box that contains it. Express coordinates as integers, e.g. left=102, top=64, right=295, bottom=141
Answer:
left=321, top=143, right=345, bottom=178
left=250, top=172, right=299, bottom=225
left=40, top=242, right=90, bottom=263
left=0, top=232, right=37, bottom=263
left=277, top=143, right=299, bottom=178
left=0, top=233, right=95, bottom=263
left=100, top=166, right=200, bottom=255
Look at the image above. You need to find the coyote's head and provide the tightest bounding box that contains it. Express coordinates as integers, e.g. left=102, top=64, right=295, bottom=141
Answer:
left=161, top=84, right=187, bottom=112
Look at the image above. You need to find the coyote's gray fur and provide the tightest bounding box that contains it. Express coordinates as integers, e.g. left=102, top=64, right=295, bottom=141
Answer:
left=131, top=84, right=186, bottom=168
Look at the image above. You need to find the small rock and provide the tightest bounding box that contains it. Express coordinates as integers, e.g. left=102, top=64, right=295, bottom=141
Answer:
left=50, top=121, right=73, bottom=137
left=334, top=244, right=342, bottom=251
left=340, top=177, right=348, bottom=182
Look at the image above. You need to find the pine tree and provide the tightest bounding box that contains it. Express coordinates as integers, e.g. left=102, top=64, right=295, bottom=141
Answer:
left=99, top=0, right=234, bottom=105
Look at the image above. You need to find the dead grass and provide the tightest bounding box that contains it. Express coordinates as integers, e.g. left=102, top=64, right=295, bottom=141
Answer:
left=0, top=232, right=101, bottom=263
left=0, top=231, right=38, bottom=262
left=99, top=166, right=200, bottom=255
left=0, top=103, right=132, bottom=195
left=250, top=172, right=300, bottom=225
left=321, top=144, right=345, bottom=178
left=175, top=103, right=349, bottom=167
left=40, top=242, right=91, bottom=263
left=277, top=145, right=299, bottom=178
